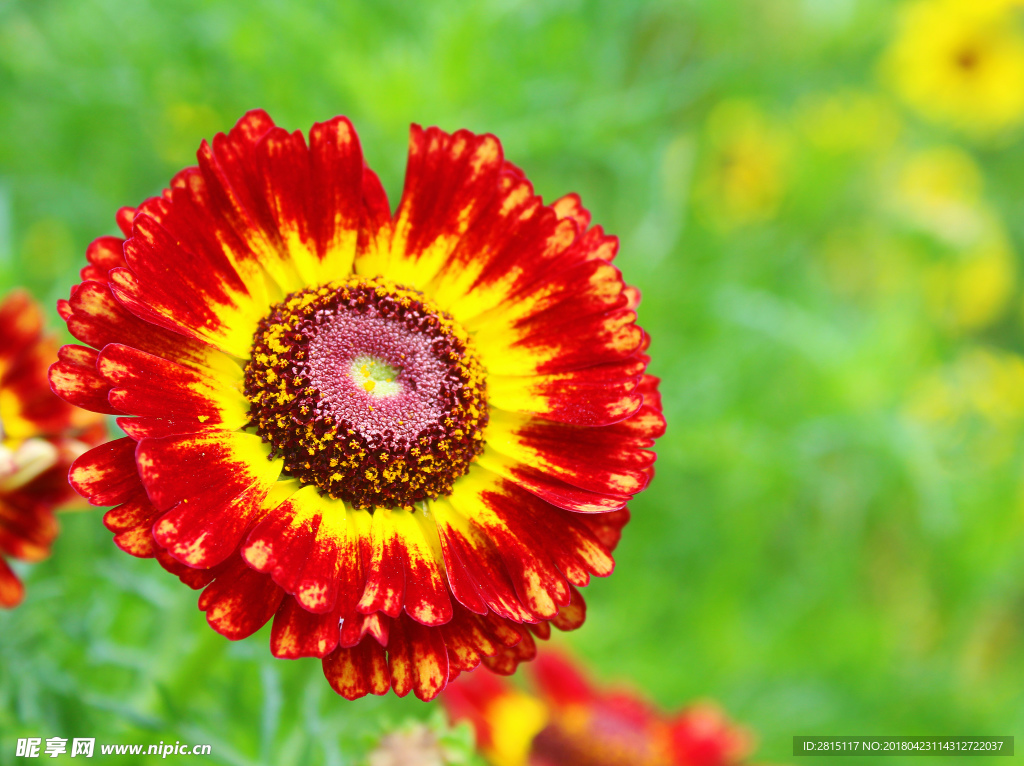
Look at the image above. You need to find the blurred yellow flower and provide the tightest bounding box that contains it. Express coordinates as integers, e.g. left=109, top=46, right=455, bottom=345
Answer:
left=890, top=146, right=985, bottom=246
left=883, top=0, right=1024, bottom=135
left=924, top=348, right=1024, bottom=421
left=825, top=145, right=1017, bottom=330
left=886, top=146, right=1016, bottom=331
left=906, top=347, right=1024, bottom=462
left=922, top=234, right=1016, bottom=331
left=796, top=90, right=902, bottom=154
left=696, top=101, right=790, bottom=229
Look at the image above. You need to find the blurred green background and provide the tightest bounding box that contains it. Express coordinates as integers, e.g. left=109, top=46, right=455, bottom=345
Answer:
left=2, top=0, right=1024, bottom=763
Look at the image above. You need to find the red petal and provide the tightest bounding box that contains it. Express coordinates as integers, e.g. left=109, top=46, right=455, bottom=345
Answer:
left=241, top=117, right=364, bottom=287
left=487, top=409, right=657, bottom=500
left=65, top=281, right=236, bottom=376
left=339, top=610, right=391, bottom=649
left=527, top=621, right=551, bottom=640
left=601, top=402, right=666, bottom=448
left=199, top=557, right=285, bottom=640
left=551, top=585, right=586, bottom=632
left=511, top=310, right=644, bottom=376
left=112, top=185, right=266, bottom=357
left=137, top=431, right=274, bottom=509
left=551, top=192, right=620, bottom=262
left=576, top=508, right=631, bottom=552
left=551, top=192, right=591, bottom=231
left=623, top=284, right=641, bottom=310
left=251, top=127, right=318, bottom=287
left=82, top=235, right=128, bottom=281
left=308, top=116, right=364, bottom=268
left=431, top=496, right=537, bottom=622
left=386, top=616, right=415, bottom=697
left=354, top=506, right=453, bottom=627
left=568, top=222, right=619, bottom=263
left=399, top=509, right=453, bottom=627
left=138, top=431, right=281, bottom=568
left=192, top=128, right=292, bottom=293
left=0, top=557, right=25, bottom=608
left=270, top=596, right=341, bottom=659
left=48, top=346, right=119, bottom=415
left=362, top=126, right=505, bottom=290
left=115, top=207, right=136, bottom=237
left=469, top=258, right=635, bottom=376
left=69, top=437, right=140, bottom=506
left=98, top=343, right=248, bottom=431
left=111, top=524, right=161, bottom=558
left=446, top=469, right=572, bottom=618
left=242, top=486, right=362, bottom=615
left=102, top=482, right=163, bottom=559
left=153, top=483, right=271, bottom=569
left=638, top=373, right=663, bottom=412
left=116, top=417, right=223, bottom=441
left=154, top=547, right=222, bottom=590
left=428, top=168, right=575, bottom=320
left=482, top=623, right=536, bottom=675
left=322, top=639, right=391, bottom=700
left=357, top=166, right=392, bottom=258
left=504, top=261, right=632, bottom=335
left=477, top=450, right=629, bottom=513
left=488, top=359, right=644, bottom=427
left=356, top=509, right=406, bottom=619
left=387, top=614, right=450, bottom=701
left=439, top=605, right=511, bottom=674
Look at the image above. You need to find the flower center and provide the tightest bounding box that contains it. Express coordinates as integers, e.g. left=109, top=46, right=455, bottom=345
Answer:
left=244, top=276, right=488, bottom=510
left=955, top=47, right=981, bottom=72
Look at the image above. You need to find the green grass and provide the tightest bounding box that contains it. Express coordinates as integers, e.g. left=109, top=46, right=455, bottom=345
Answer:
left=2, top=0, right=1024, bottom=763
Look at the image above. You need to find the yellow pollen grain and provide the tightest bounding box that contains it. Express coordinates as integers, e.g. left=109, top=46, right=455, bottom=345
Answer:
left=363, top=380, right=376, bottom=392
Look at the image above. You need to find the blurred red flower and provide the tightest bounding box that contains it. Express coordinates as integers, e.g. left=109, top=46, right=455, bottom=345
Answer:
left=0, top=290, right=106, bottom=607
left=442, top=650, right=754, bottom=766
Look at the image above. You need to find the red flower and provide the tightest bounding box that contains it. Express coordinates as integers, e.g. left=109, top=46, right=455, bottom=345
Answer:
left=50, top=111, right=664, bottom=700
left=0, top=290, right=106, bottom=607
left=442, top=651, right=754, bottom=766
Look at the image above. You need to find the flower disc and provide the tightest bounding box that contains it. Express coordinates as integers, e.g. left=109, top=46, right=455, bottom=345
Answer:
left=245, top=276, right=487, bottom=510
